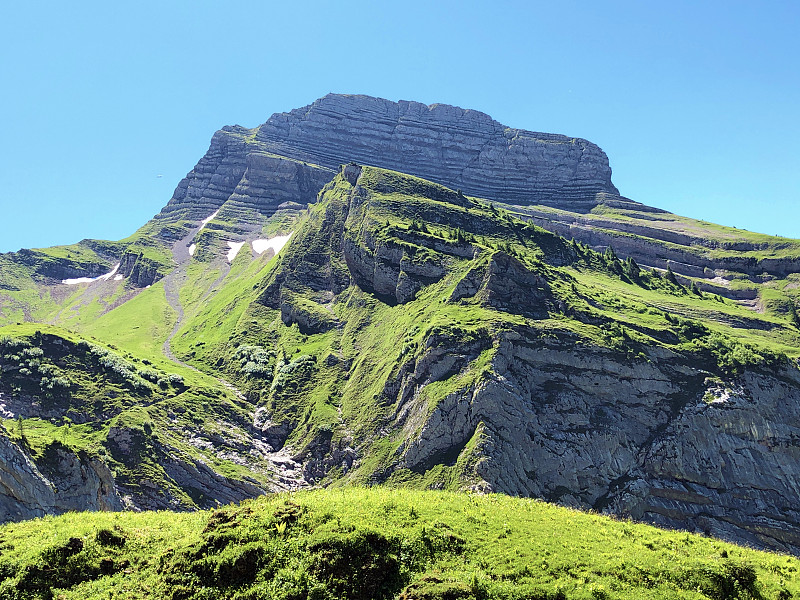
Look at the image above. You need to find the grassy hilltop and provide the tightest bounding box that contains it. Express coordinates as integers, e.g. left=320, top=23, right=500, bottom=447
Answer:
left=1, top=488, right=799, bottom=600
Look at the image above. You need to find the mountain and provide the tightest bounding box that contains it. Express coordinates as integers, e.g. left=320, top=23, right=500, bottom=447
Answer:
left=2, top=94, right=800, bottom=562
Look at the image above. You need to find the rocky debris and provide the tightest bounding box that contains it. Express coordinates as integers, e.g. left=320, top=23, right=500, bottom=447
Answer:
left=253, top=407, right=291, bottom=451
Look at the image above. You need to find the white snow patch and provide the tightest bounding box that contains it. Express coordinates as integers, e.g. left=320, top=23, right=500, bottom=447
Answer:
left=252, top=233, right=292, bottom=256
left=188, top=243, right=197, bottom=256
left=199, top=210, right=219, bottom=231
left=113, top=274, right=124, bottom=281
left=227, top=241, right=245, bottom=262
left=62, top=263, right=120, bottom=285
left=98, top=263, right=120, bottom=281
left=62, top=277, right=98, bottom=285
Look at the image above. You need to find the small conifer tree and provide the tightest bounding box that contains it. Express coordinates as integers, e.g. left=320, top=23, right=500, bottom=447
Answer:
left=789, top=301, right=800, bottom=328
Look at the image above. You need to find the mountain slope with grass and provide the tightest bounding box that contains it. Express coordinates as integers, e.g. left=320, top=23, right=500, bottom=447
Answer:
left=156, top=164, right=800, bottom=554
left=2, top=95, right=800, bottom=573
left=0, top=323, right=291, bottom=519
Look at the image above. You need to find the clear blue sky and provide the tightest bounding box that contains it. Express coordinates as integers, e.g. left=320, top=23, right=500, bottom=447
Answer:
left=1, top=0, right=798, bottom=253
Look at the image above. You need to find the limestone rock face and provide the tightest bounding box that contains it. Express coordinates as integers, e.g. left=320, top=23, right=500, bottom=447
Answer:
left=0, top=431, right=123, bottom=523
left=393, top=332, right=800, bottom=554
left=342, top=234, right=447, bottom=305
left=158, top=127, right=251, bottom=221
left=0, top=431, right=55, bottom=521
left=450, top=253, right=551, bottom=319
left=516, top=202, right=800, bottom=284
left=256, top=94, right=618, bottom=208
left=36, top=443, right=124, bottom=513
left=156, top=94, right=618, bottom=229
left=119, top=249, right=165, bottom=287
left=218, top=153, right=332, bottom=226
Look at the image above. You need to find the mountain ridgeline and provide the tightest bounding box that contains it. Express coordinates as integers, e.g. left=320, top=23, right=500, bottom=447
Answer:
left=2, top=93, right=800, bottom=574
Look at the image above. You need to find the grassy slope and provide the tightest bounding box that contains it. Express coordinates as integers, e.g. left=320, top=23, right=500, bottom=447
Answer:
left=5, top=168, right=795, bottom=491
left=504, top=200, right=800, bottom=324
left=0, top=488, right=798, bottom=600
left=155, top=167, right=799, bottom=496
left=0, top=322, right=273, bottom=509
left=521, top=202, right=800, bottom=260
left=3, top=166, right=800, bottom=598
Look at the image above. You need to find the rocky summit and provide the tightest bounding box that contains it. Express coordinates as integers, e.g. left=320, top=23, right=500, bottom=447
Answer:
left=2, top=94, right=800, bottom=575
left=158, top=93, right=618, bottom=224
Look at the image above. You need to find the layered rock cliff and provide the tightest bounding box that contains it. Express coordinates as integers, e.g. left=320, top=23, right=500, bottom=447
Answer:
left=397, top=332, right=800, bottom=553
left=0, top=430, right=123, bottom=521
left=156, top=94, right=618, bottom=226
left=255, top=94, right=618, bottom=207
left=150, top=94, right=800, bottom=301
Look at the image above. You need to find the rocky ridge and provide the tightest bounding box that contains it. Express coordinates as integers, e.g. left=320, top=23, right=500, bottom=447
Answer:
left=243, top=165, right=800, bottom=554
left=508, top=200, right=800, bottom=290
left=152, top=94, right=800, bottom=299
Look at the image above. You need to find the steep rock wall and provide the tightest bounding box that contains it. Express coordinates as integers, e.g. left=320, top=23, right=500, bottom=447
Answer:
left=394, top=332, right=800, bottom=554
left=156, top=94, right=619, bottom=229
left=257, top=94, right=618, bottom=208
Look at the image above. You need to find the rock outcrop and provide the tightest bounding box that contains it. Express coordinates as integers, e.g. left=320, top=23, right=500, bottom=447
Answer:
left=151, top=94, right=800, bottom=299
left=392, top=331, right=800, bottom=554
left=255, top=94, right=618, bottom=208
left=513, top=200, right=800, bottom=285
left=0, top=431, right=56, bottom=521
left=0, top=430, right=123, bottom=522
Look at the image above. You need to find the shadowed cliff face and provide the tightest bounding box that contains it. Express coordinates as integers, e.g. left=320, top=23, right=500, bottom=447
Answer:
left=399, top=332, right=800, bottom=554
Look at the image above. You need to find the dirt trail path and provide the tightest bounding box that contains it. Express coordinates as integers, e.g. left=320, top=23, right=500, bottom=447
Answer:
left=161, top=227, right=197, bottom=367
left=160, top=218, right=308, bottom=489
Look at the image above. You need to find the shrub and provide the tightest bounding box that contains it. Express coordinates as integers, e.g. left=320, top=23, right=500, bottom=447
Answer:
left=234, top=345, right=275, bottom=378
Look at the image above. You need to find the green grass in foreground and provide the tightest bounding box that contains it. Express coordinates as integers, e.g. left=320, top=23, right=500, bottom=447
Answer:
left=0, top=488, right=797, bottom=600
